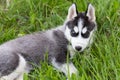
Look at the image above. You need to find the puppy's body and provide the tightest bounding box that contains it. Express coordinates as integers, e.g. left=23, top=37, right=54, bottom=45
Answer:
left=0, top=27, right=68, bottom=80
left=0, top=4, right=97, bottom=80
left=1, top=28, right=67, bottom=64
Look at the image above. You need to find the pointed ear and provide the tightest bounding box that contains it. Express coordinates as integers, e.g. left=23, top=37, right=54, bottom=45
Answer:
left=67, top=4, right=78, bottom=20
left=86, top=4, right=96, bottom=22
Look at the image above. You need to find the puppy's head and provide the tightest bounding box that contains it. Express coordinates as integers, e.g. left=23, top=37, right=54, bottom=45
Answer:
left=64, top=3, right=97, bottom=52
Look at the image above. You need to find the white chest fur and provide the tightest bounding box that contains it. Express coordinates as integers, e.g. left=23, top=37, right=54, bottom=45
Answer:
left=67, top=45, right=76, bottom=59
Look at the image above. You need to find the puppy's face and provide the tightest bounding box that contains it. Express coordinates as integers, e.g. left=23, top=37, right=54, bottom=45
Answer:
left=64, top=4, right=97, bottom=52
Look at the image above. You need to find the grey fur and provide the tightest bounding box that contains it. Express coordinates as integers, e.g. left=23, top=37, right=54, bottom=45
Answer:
left=0, top=50, right=19, bottom=77
left=0, top=27, right=69, bottom=76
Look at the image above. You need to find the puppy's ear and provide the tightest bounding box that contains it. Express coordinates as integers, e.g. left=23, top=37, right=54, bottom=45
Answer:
left=86, top=4, right=96, bottom=22
left=67, top=4, right=78, bottom=20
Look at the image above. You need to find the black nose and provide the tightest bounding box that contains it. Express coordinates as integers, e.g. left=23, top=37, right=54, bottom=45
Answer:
left=75, top=46, right=82, bottom=51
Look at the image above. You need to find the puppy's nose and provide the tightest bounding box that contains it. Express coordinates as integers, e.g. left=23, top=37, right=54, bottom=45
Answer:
left=75, top=46, right=82, bottom=51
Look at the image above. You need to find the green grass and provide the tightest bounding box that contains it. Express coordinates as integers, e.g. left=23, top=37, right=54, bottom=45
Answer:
left=0, top=0, right=120, bottom=80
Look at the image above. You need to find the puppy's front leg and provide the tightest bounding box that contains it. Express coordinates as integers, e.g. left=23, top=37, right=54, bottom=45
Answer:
left=64, top=62, right=78, bottom=77
left=52, top=58, right=78, bottom=78
left=16, top=74, right=24, bottom=80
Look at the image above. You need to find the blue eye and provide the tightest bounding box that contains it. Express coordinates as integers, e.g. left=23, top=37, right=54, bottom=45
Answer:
left=71, top=29, right=79, bottom=37
left=81, top=31, right=90, bottom=38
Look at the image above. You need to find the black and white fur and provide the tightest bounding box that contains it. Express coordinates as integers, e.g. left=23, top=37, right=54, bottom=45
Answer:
left=0, top=3, right=97, bottom=80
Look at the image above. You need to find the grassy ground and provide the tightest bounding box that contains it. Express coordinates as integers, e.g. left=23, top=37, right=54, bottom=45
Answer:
left=0, top=0, right=120, bottom=80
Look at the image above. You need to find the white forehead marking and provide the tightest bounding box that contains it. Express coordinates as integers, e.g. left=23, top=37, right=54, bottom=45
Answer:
left=74, top=26, right=79, bottom=33
left=82, top=27, right=87, bottom=34
left=78, top=19, right=83, bottom=32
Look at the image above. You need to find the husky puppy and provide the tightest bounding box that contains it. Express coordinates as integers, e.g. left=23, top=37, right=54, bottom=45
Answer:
left=0, top=3, right=97, bottom=80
